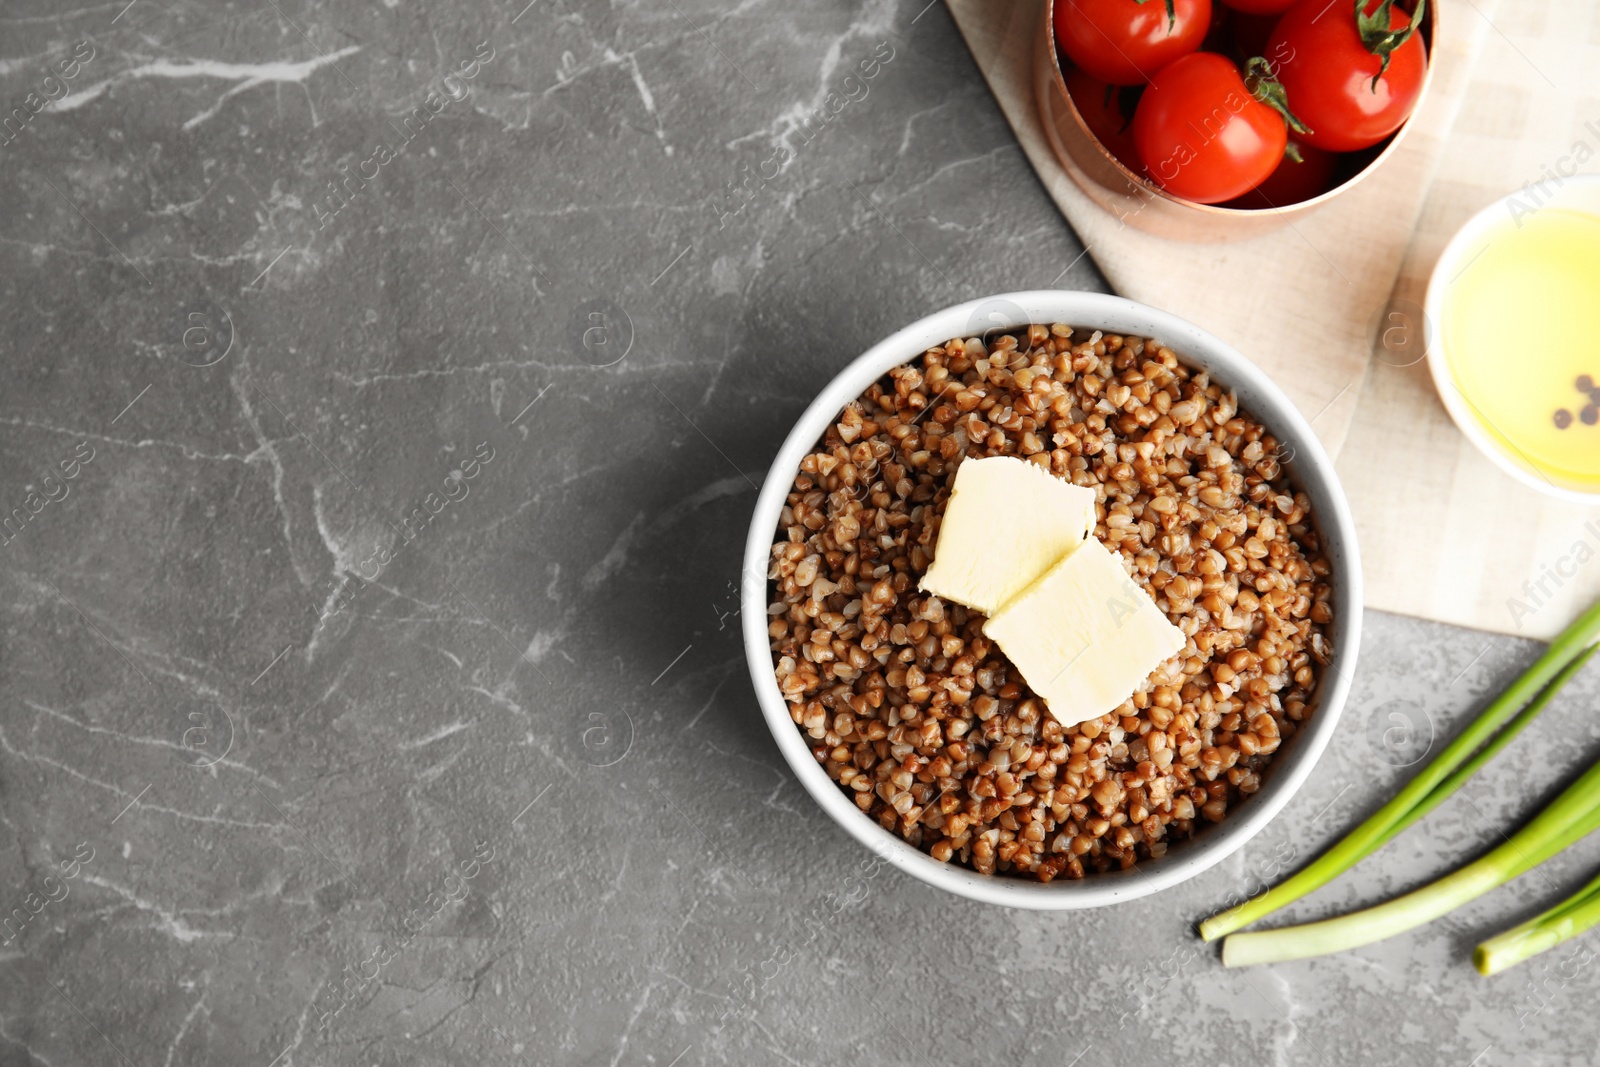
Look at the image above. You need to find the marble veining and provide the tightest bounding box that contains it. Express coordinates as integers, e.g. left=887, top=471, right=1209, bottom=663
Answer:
left=0, top=1, right=1596, bottom=1065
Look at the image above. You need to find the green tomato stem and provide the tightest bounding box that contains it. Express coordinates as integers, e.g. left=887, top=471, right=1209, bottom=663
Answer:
left=1129, top=0, right=1179, bottom=33
left=1243, top=57, right=1312, bottom=137
left=1355, top=0, right=1427, bottom=86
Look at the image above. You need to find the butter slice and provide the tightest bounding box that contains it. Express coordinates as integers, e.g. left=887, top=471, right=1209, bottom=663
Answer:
left=984, top=537, right=1186, bottom=728
left=919, top=456, right=1097, bottom=616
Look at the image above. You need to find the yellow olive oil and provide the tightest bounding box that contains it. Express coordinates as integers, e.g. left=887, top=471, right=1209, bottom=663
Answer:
left=1440, top=207, right=1600, bottom=491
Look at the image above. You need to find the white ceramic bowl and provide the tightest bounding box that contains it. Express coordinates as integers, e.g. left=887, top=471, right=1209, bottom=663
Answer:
left=1424, top=174, right=1600, bottom=504
left=741, top=291, right=1362, bottom=909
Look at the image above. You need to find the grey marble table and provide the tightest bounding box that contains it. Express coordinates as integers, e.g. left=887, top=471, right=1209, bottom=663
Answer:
left=2, top=2, right=1597, bottom=1065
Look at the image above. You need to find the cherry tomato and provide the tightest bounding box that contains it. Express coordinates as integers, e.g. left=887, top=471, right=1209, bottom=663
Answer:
left=1220, top=0, right=1297, bottom=14
left=1268, top=0, right=1428, bottom=152
left=1055, top=0, right=1212, bottom=85
left=1132, top=52, right=1289, bottom=204
left=1223, top=142, right=1338, bottom=208
left=1064, top=66, right=1142, bottom=169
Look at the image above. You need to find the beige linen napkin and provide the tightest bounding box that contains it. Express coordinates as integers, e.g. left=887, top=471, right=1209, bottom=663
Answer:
left=948, top=0, right=1600, bottom=639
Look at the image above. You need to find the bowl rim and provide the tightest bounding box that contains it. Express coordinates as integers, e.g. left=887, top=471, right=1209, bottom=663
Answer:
left=1423, top=173, right=1600, bottom=505
left=741, top=290, right=1363, bottom=909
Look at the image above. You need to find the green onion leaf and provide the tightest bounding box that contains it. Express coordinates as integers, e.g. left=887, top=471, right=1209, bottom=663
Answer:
left=1475, top=866, right=1600, bottom=976
left=1200, top=597, right=1600, bottom=943
left=1221, top=751, right=1600, bottom=967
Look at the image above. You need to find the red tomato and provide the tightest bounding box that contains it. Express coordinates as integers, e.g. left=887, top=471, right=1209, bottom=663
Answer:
left=1064, top=66, right=1142, bottom=169
left=1055, top=0, right=1212, bottom=85
left=1132, top=52, right=1289, bottom=204
left=1224, top=142, right=1338, bottom=208
left=1268, top=0, right=1428, bottom=152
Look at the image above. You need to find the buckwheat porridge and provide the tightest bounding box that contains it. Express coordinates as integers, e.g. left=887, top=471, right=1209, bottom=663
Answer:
left=767, top=324, right=1333, bottom=880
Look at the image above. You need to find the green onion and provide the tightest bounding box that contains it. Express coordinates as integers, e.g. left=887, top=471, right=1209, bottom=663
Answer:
left=1221, top=751, right=1600, bottom=967
left=1373, top=644, right=1598, bottom=849
left=1474, top=865, right=1600, bottom=976
left=1199, top=598, right=1600, bottom=943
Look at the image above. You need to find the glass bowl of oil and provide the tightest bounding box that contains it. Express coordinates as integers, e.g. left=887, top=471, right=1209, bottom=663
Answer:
left=1424, top=175, right=1600, bottom=502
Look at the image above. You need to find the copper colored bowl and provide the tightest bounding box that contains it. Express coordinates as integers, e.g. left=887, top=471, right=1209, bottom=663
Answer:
left=1034, top=0, right=1438, bottom=242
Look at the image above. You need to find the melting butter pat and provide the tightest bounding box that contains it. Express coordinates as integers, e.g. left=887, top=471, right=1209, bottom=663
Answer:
left=984, top=537, right=1186, bottom=729
left=919, top=456, right=1097, bottom=616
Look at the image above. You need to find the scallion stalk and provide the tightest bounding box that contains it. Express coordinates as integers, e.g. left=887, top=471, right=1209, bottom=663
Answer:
left=1372, top=644, right=1598, bottom=850
left=1200, top=598, right=1600, bottom=943
left=1221, top=752, right=1600, bottom=967
left=1474, top=866, right=1600, bottom=976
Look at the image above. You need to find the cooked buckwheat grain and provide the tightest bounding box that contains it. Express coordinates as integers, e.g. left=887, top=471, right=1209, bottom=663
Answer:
left=768, top=325, right=1333, bottom=880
